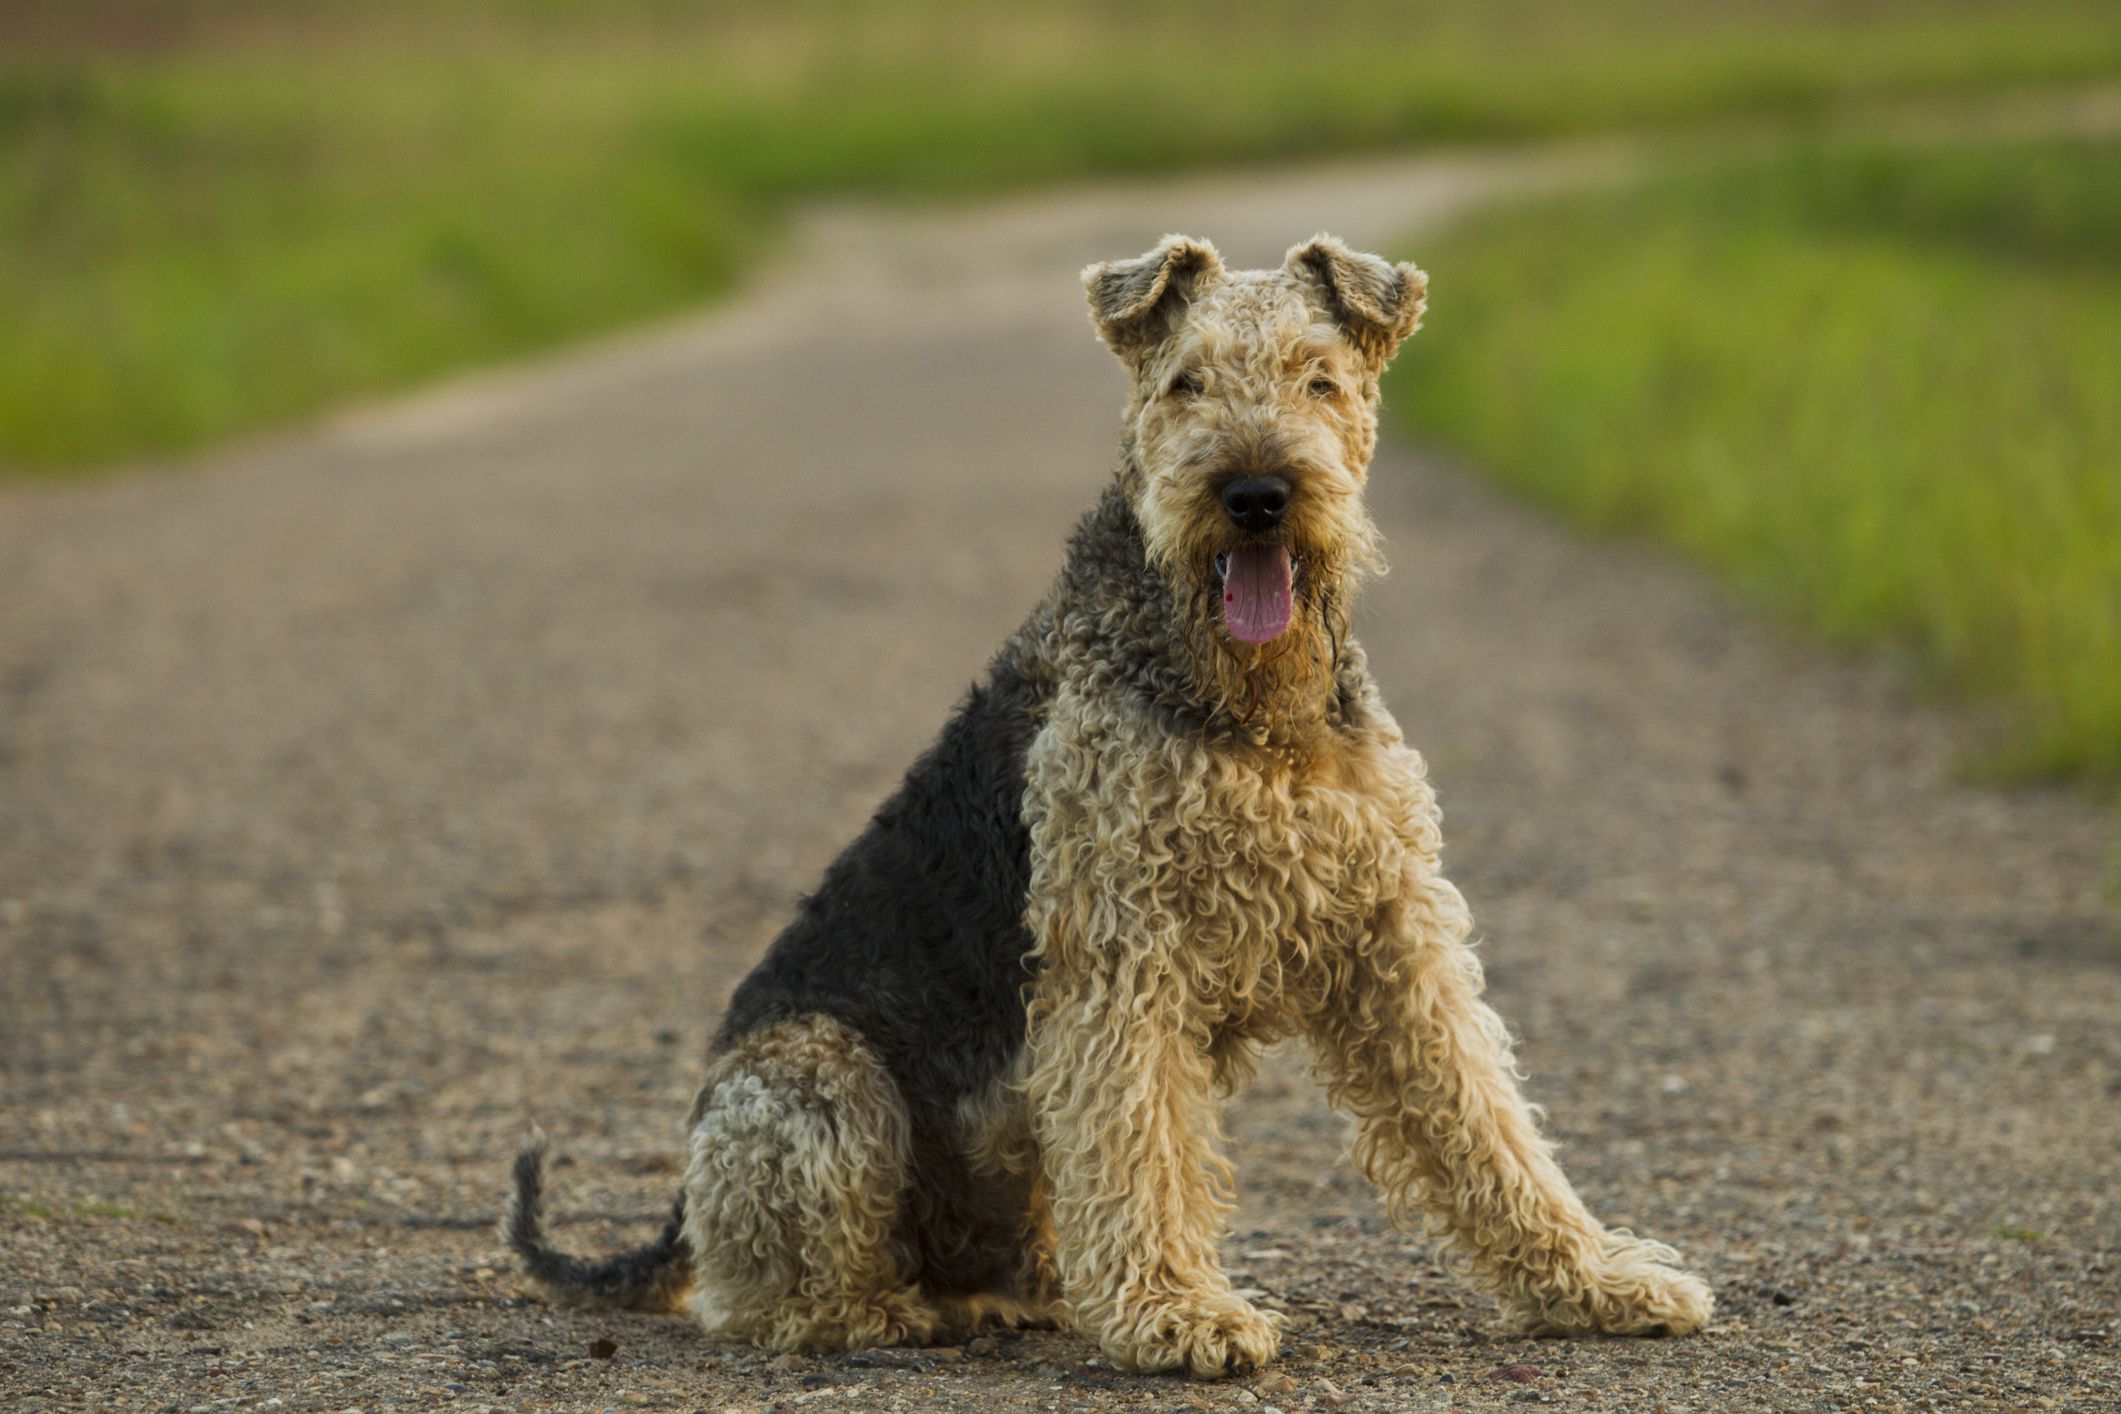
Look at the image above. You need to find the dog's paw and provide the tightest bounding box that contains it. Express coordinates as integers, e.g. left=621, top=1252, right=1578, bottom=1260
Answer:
left=1103, top=1293, right=1283, bottom=1379
left=1583, top=1258, right=1714, bottom=1337
left=1512, top=1233, right=1715, bottom=1337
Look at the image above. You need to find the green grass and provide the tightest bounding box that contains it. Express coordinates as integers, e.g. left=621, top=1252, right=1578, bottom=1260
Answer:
left=6, top=1, right=2121, bottom=472
left=1390, top=135, right=2121, bottom=781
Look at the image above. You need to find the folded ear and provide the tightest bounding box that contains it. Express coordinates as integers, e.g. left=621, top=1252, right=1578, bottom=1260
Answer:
left=1083, top=234, right=1223, bottom=362
left=1284, top=234, right=1428, bottom=368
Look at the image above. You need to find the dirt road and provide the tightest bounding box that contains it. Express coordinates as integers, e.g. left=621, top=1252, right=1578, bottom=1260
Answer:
left=2, top=147, right=2115, bottom=1412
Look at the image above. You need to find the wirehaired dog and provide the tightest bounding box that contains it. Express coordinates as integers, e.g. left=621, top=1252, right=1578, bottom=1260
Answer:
left=506, top=233, right=1714, bottom=1377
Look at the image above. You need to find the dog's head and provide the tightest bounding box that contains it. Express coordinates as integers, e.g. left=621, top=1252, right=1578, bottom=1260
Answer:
left=1084, top=234, right=1425, bottom=720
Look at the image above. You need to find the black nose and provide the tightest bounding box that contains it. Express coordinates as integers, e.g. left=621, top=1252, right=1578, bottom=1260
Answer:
left=1220, top=475, right=1290, bottom=533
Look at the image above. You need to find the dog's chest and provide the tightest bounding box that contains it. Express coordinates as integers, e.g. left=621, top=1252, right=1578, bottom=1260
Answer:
left=1024, top=698, right=1439, bottom=1009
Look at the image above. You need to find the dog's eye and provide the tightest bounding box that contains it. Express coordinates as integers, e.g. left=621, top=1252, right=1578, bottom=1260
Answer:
left=1167, top=370, right=1204, bottom=400
left=1307, top=376, right=1340, bottom=399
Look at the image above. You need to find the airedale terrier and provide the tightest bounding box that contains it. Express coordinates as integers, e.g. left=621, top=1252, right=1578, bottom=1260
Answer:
left=506, top=233, right=1713, bottom=1378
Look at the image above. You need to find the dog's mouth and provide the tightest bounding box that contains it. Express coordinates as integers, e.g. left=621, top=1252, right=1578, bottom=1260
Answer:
left=1214, top=544, right=1294, bottom=645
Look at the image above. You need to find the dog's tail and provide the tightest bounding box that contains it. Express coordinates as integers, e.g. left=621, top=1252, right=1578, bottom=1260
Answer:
left=503, top=1138, right=692, bottom=1312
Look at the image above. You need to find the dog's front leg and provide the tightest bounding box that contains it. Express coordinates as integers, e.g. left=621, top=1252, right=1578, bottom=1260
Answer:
left=1311, top=881, right=1714, bottom=1336
left=1023, top=965, right=1280, bottom=1378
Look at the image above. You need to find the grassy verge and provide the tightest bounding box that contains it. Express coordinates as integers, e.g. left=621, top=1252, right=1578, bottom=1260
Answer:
left=7, top=1, right=2121, bottom=473
left=1390, top=135, right=2121, bottom=781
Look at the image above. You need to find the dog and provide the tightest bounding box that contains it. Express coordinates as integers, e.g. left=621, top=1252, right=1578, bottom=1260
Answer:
left=505, top=233, right=1713, bottom=1378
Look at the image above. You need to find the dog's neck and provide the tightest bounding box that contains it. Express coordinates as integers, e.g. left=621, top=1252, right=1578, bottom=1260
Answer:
left=1053, top=476, right=1364, bottom=747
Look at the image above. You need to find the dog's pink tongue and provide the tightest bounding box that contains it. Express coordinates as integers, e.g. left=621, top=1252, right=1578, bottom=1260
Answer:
left=1222, top=544, right=1293, bottom=645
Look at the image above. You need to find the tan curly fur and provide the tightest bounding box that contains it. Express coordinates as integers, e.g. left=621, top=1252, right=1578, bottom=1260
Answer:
left=679, top=1015, right=942, bottom=1350
left=1014, top=234, right=1711, bottom=1374
left=513, top=232, right=1710, bottom=1378
left=678, top=1018, right=1060, bottom=1352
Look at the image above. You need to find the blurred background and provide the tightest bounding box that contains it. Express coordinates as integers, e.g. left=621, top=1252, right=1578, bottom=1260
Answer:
left=4, top=0, right=2118, bottom=785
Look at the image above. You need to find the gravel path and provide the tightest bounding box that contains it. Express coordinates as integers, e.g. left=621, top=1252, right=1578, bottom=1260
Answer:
left=2, top=146, right=2115, bottom=1412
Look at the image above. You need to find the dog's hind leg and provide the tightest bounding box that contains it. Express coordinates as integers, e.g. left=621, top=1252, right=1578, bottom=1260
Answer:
left=1308, top=880, right=1714, bottom=1336
left=939, top=1062, right=1064, bottom=1336
left=925, top=1166, right=1063, bottom=1335
left=681, top=1015, right=942, bottom=1352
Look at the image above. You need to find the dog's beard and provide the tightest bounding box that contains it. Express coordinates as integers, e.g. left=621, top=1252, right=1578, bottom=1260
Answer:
left=1133, top=470, right=1381, bottom=736
left=1182, top=539, right=1362, bottom=738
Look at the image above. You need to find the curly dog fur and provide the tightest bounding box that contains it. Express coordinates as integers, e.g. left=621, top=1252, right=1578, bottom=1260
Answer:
left=504, top=233, right=1713, bottom=1378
